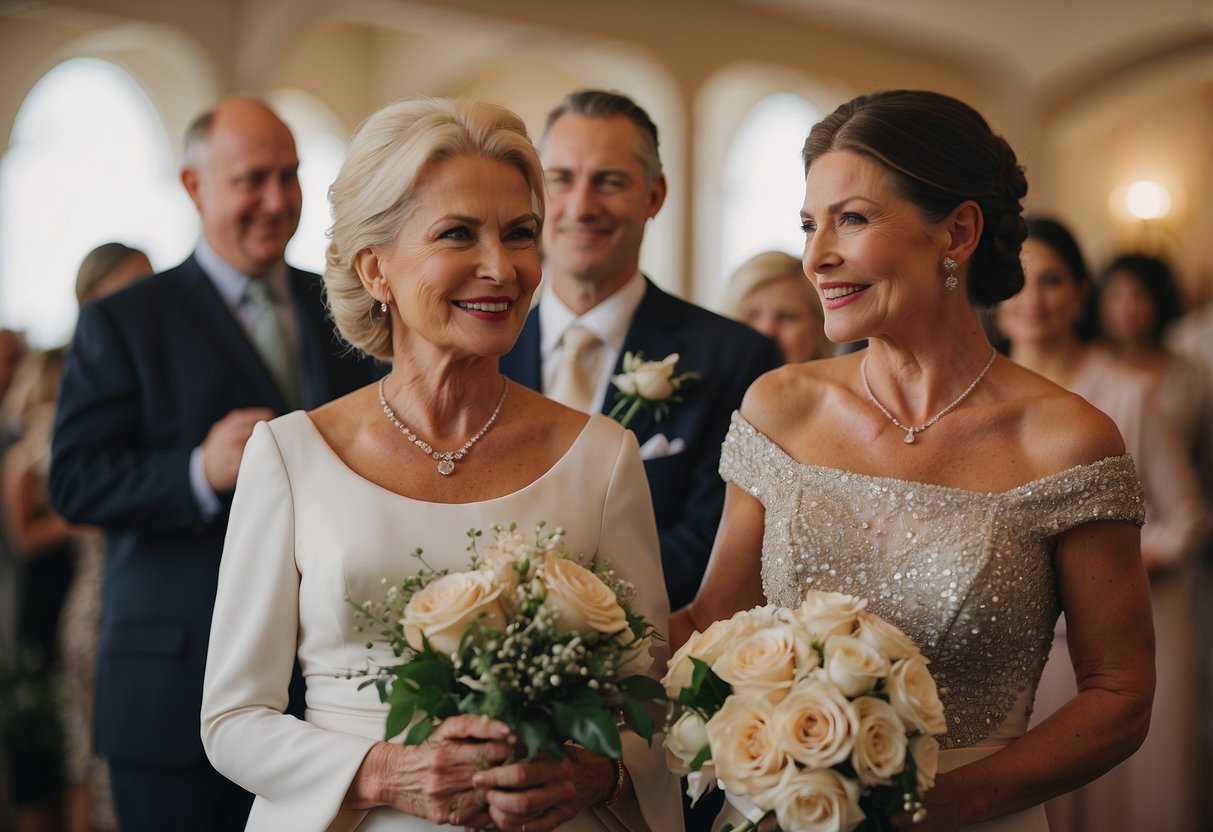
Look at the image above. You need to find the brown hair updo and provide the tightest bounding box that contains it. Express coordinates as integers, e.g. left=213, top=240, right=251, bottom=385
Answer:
left=802, top=90, right=1028, bottom=306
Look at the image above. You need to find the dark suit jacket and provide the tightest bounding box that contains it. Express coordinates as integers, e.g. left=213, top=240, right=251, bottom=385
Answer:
left=49, top=255, right=381, bottom=767
left=500, top=278, right=781, bottom=610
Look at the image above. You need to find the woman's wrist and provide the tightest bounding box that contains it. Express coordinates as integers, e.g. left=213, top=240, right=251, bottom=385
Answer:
left=590, top=756, right=626, bottom=808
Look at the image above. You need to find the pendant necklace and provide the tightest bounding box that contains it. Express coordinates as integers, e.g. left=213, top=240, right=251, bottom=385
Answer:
left=860, top=348, right=997, bottom=445
left=377, top=376, right=508, bottom=475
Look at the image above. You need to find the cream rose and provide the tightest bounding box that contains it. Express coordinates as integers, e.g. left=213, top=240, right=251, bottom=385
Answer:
left=617, top=634, right=654, bottom=678
left=712, top=626, right=798, bottom=702
left=762, top=766, right=865, bottom=832
left=853, top=610, right=920, bottom=661
left=540, top=558, right=628, bottom=639
left=664, top=613, right=767, bottom=698
left=824, top=634, right=891, bottom=697
left=795, top=591, right=866, bottom=641
left=886, top=656, right=947, bottom=736
left=769, top=674, right=859, bottom=769
left=403, top=571, right=507, bottom=655
left=909, top=733, right=940, bottom=792
left=850, top=695, right=909, bottom=786
left=613, top=352, right=682, bottom=400
left=665, top=710, right=710, bottom=775
left=706, top=694, right=788, bottom=797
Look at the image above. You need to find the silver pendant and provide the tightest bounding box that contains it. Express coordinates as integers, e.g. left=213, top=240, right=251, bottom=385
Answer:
left=437, top=459, right=455, bottom=476
left=904, top=430, right=916, bottom=444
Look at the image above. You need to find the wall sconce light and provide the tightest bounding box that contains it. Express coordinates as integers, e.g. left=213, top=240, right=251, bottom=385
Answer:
left=1124, top=180, right=1172, bottom=221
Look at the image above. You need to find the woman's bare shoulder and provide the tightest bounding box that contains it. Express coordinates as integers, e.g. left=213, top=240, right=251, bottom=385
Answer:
left=995, top=360, right=1127, bottom=473
left=740, top=356, right=856, bottom=437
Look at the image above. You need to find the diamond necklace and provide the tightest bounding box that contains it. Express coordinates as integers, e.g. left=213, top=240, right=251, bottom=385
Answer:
left=377, top=376, right=508, bottom=475
left=860, top=348, right=997, bottom=445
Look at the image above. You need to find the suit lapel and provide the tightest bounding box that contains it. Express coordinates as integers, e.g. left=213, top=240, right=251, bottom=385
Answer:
left=288, top=267, right=340, bottom=409
left=604, top=279, right=685, bottom=440
left=177, top=257, right=289, bottom=412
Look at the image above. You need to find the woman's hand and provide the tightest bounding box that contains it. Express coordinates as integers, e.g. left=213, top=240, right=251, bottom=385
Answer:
left=472, top=744, right=619, bottom=831
left=343, top=714, right=514, bottom=827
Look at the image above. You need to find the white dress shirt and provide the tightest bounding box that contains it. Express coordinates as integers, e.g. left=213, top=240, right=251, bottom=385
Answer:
left=538, top=271, right=646, bottom=412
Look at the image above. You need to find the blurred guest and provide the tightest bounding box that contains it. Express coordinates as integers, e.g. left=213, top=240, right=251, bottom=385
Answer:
left=720, top=250, right=834, bottom=363
left=1092, top=253, right=1213, bottom=505
left=2, top=346, right=70, bottom=832
left=57, top=242, right=152, bottom=832
left=0, top=328, right=28, bottom=657
left=49, top=97, right=379, bottom=832
left=999, top=217, right=1204, bottom=832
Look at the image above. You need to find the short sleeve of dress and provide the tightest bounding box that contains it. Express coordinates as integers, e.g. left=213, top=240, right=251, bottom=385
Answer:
left=1028, top=455, right=1146, bottom=538
left=719, top=412, right=770, bottom=502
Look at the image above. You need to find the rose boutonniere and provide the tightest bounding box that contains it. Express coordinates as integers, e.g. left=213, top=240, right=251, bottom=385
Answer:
left=608, top=351, right=700, bottom=428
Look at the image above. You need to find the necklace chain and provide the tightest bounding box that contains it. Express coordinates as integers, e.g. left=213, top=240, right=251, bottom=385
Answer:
left=377, top=377, right=508, bottom=475
left=860, top=348, right=997, bottom=445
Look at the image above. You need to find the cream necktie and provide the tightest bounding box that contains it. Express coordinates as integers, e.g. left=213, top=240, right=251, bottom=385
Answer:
left=243, top=278, right=298, bottom=408
left=547, top=324, right=601, bottom=412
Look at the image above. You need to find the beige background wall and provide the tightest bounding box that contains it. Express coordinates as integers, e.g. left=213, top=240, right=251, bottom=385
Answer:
left=2, top=0, right=1211, bottom=305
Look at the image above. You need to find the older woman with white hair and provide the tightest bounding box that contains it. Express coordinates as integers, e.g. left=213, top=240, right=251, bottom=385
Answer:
left=201, top=98, right=681, bottom=832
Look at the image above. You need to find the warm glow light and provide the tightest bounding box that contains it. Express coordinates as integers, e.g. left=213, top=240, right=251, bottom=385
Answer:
left=1124, top=180, right=1172, bottom=221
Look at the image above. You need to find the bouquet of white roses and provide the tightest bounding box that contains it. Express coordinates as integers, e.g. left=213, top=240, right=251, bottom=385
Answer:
left=349, top=522, right=665, bottom=761
left=663, top=591, right=945, bottom=832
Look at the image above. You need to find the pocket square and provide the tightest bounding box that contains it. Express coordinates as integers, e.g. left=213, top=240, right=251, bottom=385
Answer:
left=638, top=433, right=686, bottom=460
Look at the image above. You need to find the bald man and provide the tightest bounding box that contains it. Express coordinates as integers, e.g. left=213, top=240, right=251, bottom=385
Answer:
left=50, top=98, right=381, bottom=831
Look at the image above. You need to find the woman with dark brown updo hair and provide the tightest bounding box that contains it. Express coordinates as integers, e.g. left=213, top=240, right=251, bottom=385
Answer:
left=674, top=91, right=1153, bottom=831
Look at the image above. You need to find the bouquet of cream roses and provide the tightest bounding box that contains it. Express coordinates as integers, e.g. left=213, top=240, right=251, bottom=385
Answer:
left=663, top=591, right=945, bottom=832
left=350, top=522, right=665, bottom=760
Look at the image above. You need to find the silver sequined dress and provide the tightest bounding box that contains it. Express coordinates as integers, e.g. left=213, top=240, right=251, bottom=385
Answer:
left=717, top=412, right=1145, bottom=831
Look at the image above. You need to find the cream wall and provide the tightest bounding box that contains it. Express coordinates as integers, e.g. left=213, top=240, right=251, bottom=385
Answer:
left=2, top=0, right=1211, bottom=303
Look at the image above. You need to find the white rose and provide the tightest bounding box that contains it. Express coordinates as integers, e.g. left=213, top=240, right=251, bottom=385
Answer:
left=853, top=610, right=920, bottom=661
left=663, top=613, right=767, bottom=698
left=763, top=765, right=866, bottom=832
left=685, top=764, right=718, bottom=807
left=712, top=626, right=798, bottom=702
left=665, top=710, right=710, bottom=775
left=885, top=656, right=947, bottom=736
left=630, top=353, right=681, bottom=400
left=824, top=634, right=891, bottom=697
left=706, top=695, right=788, bottom=797
left=403, top=571, right=507, bottom=655
left=769, top=673, right=859, bottom=769
left=795, top=591, right=866, bottom=641
left=540, top=558, right=629, bottom=639
left=850, top=695, right=909, bottom=786
left=908, top=733, right=940, bottom=792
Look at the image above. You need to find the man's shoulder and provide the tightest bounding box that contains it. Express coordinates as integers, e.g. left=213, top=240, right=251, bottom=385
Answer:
left=89, top=257, right=198, bottom=315
left=643, top=282, right=777, bottom=351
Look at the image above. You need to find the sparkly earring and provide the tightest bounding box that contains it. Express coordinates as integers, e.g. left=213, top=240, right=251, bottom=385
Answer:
left=380, top=300, right=389, bottom=313
left=943, top=257, right=959, bottom=291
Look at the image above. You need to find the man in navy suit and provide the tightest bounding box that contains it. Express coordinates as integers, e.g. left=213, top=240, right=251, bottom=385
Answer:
left=49, top=98, right=379, bottom=832
left=501, top=89, right=781, bottom=613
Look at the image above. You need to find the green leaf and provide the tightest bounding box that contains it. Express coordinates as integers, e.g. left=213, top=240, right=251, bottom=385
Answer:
left=516, top=717, right=550, bottom=766
left=621, top=696, right=655, bottom=744
left=618, top=674, right=665, bottom=703
left=688, top=744, right=712, bottom=773
left=384, top=701, right=416, bottom=741
left=683, top=658, right=732, bottom=714
left=552, top=702, right=622, bottom=759
left=403, top=717, right=436, bottom=746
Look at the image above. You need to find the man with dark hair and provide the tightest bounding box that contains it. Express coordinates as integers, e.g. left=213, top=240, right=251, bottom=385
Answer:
left=502, top=87, right=780, bottom=614
left=50, top=97, right=379, bottom=832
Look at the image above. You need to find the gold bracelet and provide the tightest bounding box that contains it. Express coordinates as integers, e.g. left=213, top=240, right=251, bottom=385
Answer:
left=592, top=757, right=626, bottom=808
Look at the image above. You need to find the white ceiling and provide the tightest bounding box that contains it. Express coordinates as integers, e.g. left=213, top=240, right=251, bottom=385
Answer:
left=749, top=0, right=1213, bottom=92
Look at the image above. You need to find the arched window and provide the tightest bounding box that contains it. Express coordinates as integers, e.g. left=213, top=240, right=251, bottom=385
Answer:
left=0, top=58, right=195, bottom=346
left=719, top=93, right=820, bottom=292
left=272, top=89, right=348, bottom=275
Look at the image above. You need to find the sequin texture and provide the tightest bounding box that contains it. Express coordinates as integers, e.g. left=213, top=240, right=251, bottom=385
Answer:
left=720, top=412, right=1144, bottom=749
